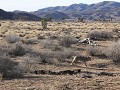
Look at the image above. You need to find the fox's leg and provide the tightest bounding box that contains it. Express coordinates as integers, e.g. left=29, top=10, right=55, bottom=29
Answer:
left=84, top=60, right=87, bottom=67
left=71, top=56, right=77, bottom=65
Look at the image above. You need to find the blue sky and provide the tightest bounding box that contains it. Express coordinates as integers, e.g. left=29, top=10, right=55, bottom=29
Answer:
left=0, top=0, right=120, bottom=12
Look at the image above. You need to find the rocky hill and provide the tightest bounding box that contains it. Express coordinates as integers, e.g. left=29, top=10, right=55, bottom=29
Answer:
left=31, top=11, right=70, bottom=20
left=0, top=9, right=41, bottom=21
left=31, top=1, right=120, bottom=20
left=0, top=1, right=120, bottom=21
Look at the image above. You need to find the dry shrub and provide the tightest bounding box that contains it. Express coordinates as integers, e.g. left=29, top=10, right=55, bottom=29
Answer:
left=26, top=50, right=57, bottom=64
left=37, top=51, right=65, bottom=64
left=9, top=43, right=28, bottom=56
left=112, top=28, right=120, bottom=33
left=87, top=31, right=112, bottom=41
left=26, top=49, right=75, bottom=64
left=107, top=41, right=120, bottom=63
left=0, top=47, right=9, bottom=57
left=51, top=48, right=75, bottom=62
left=18, top=56, right=38, bottom=73
left=38, top=51, right=53, bottom=63
left=0, top=74, right=2, bottom=80
left=41, top=39, right=62, bottom=51
left=49, top=35, right=58, bottom=40
left=0, top=43, right=31, bottom=57
left=5, top=34, right=21, bottom=43
left=23, top=37, right=39, bottom=44
left=87, top=46, right=107, bottom=58
left=0, top=57, right=24, bottom=79
left=34, top=48, right=74, bottom=63
left=116, top=32, right=120, bottom=38
left=51, top=51, right=70, bottom=62
left=59, top=36, right=78, bottom=47
left=37, top=35, right=45, bottom=40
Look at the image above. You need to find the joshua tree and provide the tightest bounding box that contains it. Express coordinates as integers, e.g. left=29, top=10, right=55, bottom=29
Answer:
left=62, top=17, right=65, bottom=23
left=41, top=18, right=48, bottom=30
left=78, top=17, right=84, bottom=22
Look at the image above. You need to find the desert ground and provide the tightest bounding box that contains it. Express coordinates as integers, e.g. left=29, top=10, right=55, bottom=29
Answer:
left=0, top=20, right=120, bottom=90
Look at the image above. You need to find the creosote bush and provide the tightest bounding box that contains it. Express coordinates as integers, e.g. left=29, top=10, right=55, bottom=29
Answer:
left=87, top=31, right=112, bottom=41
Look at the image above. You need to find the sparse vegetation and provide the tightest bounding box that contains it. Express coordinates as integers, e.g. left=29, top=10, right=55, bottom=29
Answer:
left=0, top=20, right=120, bottom=90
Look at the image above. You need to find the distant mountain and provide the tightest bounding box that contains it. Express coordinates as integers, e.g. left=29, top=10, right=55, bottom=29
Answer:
left=0, top=9, right=41, bottom=21
left=31, top=11, right=70, bottom=20
left=13, top=12, right=41, bottom=21
left=0, top=9, right=14, bottom=20
left=0, top=1, right=120, bottom=21
left=31, top=1, right=120, bottom=20
left=36, top=3, right=89, bottom=13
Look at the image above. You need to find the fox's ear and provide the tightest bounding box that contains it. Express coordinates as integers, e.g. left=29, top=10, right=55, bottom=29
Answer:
left=72, top=56, right=75, bottom=57
left=73, top=56, right=77, bottom=58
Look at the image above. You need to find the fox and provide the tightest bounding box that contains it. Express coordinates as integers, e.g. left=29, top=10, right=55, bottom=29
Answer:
left=71, top=55, right=91, bottom=67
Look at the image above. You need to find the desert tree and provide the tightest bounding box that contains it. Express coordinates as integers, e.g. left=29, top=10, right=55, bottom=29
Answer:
left=41, top=18, right=48, bottom=30
left=78, top=17, right=84, bottom=22
left=62, top=17, right=65, bottom=23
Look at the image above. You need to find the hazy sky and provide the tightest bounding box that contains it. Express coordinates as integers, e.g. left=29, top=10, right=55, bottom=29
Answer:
left=0, top=0, right=120, bottom=12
